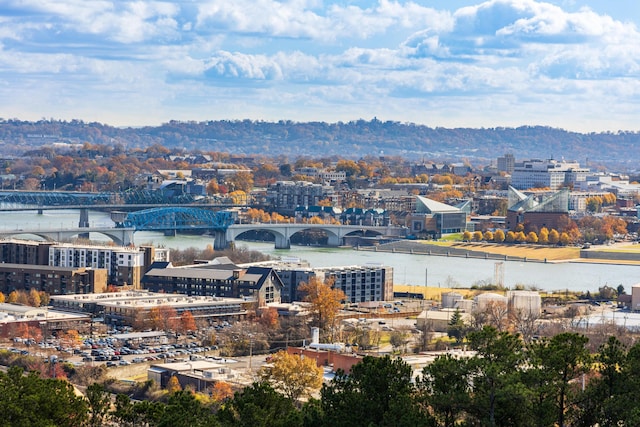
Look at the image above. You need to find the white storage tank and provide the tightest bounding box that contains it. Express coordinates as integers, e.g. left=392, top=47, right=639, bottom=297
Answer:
left=442, top=292, right=463, bottom=309
left=507, top=290, right=541, bottom=316
left=474, top=292, right=508, bottom=312
left=455, top=299, right=474, bottom=312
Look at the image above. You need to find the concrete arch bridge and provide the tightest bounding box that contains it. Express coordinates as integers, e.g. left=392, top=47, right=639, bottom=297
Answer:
left=0, top=227, right=134, bottom=246
left=227, top=223, right=405, bottom=249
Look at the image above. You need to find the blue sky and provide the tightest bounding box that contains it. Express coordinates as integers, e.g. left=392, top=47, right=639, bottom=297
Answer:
left=1, top=0, right=639, bottom=132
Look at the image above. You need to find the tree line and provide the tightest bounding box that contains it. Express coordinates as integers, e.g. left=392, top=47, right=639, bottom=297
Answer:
left=2, top=119, right=640, bottom=165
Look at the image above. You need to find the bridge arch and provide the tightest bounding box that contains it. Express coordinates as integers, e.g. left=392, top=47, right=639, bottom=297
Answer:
left=0, top=230, right=129, bottom=246
left=287, top=227, right=341, bottom=246
left=227, top=226, right=288, bottom=249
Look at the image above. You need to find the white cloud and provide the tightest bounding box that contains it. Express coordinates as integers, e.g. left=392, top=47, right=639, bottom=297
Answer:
left=1, top=0, right=640, bottom=131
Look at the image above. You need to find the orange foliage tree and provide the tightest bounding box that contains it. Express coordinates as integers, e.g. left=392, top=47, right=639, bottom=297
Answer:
left=149, top=306, right=179, bottom=332
left=178, top=311, right=197, bottom=334
left=298, top=277, right=346, bottom=339
left=210, top=381, right=234, bottom=403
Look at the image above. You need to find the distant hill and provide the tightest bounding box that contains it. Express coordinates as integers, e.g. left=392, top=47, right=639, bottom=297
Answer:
left=1, top=118, right=638, bottom=167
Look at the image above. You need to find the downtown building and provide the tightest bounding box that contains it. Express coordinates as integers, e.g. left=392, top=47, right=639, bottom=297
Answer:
left=0, top=239, right=168, bottom=290
left=48, top=244, right=152, bottom=288
left=511, top=159, right=589, bottom=190
left=250, top=258, right=394, bottom=303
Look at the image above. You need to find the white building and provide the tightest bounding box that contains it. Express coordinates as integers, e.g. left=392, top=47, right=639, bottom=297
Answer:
left=511, top=159, right=589, bottom=190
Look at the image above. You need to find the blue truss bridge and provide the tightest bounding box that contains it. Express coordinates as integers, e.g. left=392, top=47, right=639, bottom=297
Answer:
left=119, top=207, right=236, bottom=231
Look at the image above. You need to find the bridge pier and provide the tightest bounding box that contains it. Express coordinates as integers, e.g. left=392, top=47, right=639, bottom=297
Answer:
left=274, top=235, right=291, bottom=249
left=211, top=231, right=227, bottom=250
left=78, top=208, right=90, bottom=240
left=327, top=235, right=342, bottom=246
left=164, top=230, right=177, bottom=237
left=79, top=208, right=90, bottom=228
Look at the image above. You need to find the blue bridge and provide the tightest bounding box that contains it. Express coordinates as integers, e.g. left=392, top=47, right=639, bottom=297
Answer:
left=120, top=207, right=235, bottom=231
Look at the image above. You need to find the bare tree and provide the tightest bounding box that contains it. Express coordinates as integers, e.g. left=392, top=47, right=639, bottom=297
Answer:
left=510, top=309, right=540, bottom=342
left=486, top=300, right=509, bottom=331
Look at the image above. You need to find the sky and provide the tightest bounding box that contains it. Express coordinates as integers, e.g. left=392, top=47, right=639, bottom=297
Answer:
left=1, top=0, right=640, bottom=132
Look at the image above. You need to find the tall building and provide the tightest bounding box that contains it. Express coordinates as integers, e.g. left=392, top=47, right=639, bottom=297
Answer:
left=511, top=159, right=589, bottom=190
left=0, top=239, right=54, bottom=265
left=49, top=244, right=147, bottom=288
left=497, top=154, right=515, bottom=174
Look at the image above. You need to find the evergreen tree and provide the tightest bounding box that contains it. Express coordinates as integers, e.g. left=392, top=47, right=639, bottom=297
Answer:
left=320, top=355, right=430, bottom=427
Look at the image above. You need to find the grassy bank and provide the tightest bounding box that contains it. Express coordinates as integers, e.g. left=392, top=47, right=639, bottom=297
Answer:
left=447, top=242, right=580, bottom=261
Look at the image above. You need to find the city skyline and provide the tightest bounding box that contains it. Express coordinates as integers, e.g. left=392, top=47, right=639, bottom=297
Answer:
left=2, top=0, right=640, bottom=132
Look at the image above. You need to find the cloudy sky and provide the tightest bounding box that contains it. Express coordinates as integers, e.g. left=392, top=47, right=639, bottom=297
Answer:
left=2, top=0, right=639, bottom=132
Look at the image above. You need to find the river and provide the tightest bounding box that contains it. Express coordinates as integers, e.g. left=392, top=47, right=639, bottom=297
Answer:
left=0, top=209, right=638, bottom=294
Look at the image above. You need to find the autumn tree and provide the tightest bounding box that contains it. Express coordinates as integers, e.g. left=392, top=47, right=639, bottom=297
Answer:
left=210, top=381, right=234, bottom=403
left=483, top=230, right=494, bottom=242
left=0, top=292, right=5, bottom=303
left=226, top=171, right=254, bottom=192
left=549, top=229, right=560, bottom=245
left=28, top=288, right=41, bottom=307
left=7, top=290, right=18, bottom=303
left=494, top=229, right=505, bottom=243
left=260, top=350, right=323, bottom=401
left=166, top=376, right=182, bottom=393
left=228, top=190, right=247, bottom=205
left=539, top=227, right=549, bottom=244
left=335, top=159, right=360, bottom=177
left=206, top=179, right=220, bottom=195
left=149, top=305, right=179, bottom=333
left=462, top=230, right=472, bottom=242
left=472, top=231, right=483, bottom=242
left=178, top=311, right=197, bottom=335
left=505, top=231, right=516, bottom=243
left=526, top=231, right=539, bottom=244
left=58, top=329, right=81, bottom=348
left=257, top=307, right=279, bottom=329
left=298, top=277, right=346, bottom=339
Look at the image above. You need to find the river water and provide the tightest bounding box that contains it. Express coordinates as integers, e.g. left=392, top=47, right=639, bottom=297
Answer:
left=1, top=209, right=639, bottom=294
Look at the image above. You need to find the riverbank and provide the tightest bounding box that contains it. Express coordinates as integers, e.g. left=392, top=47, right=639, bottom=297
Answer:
left=359, top=240, right=640, bottom=266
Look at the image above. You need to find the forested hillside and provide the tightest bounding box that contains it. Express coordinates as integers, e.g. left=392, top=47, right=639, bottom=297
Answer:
left=1, top=118, right=639, bottom=166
